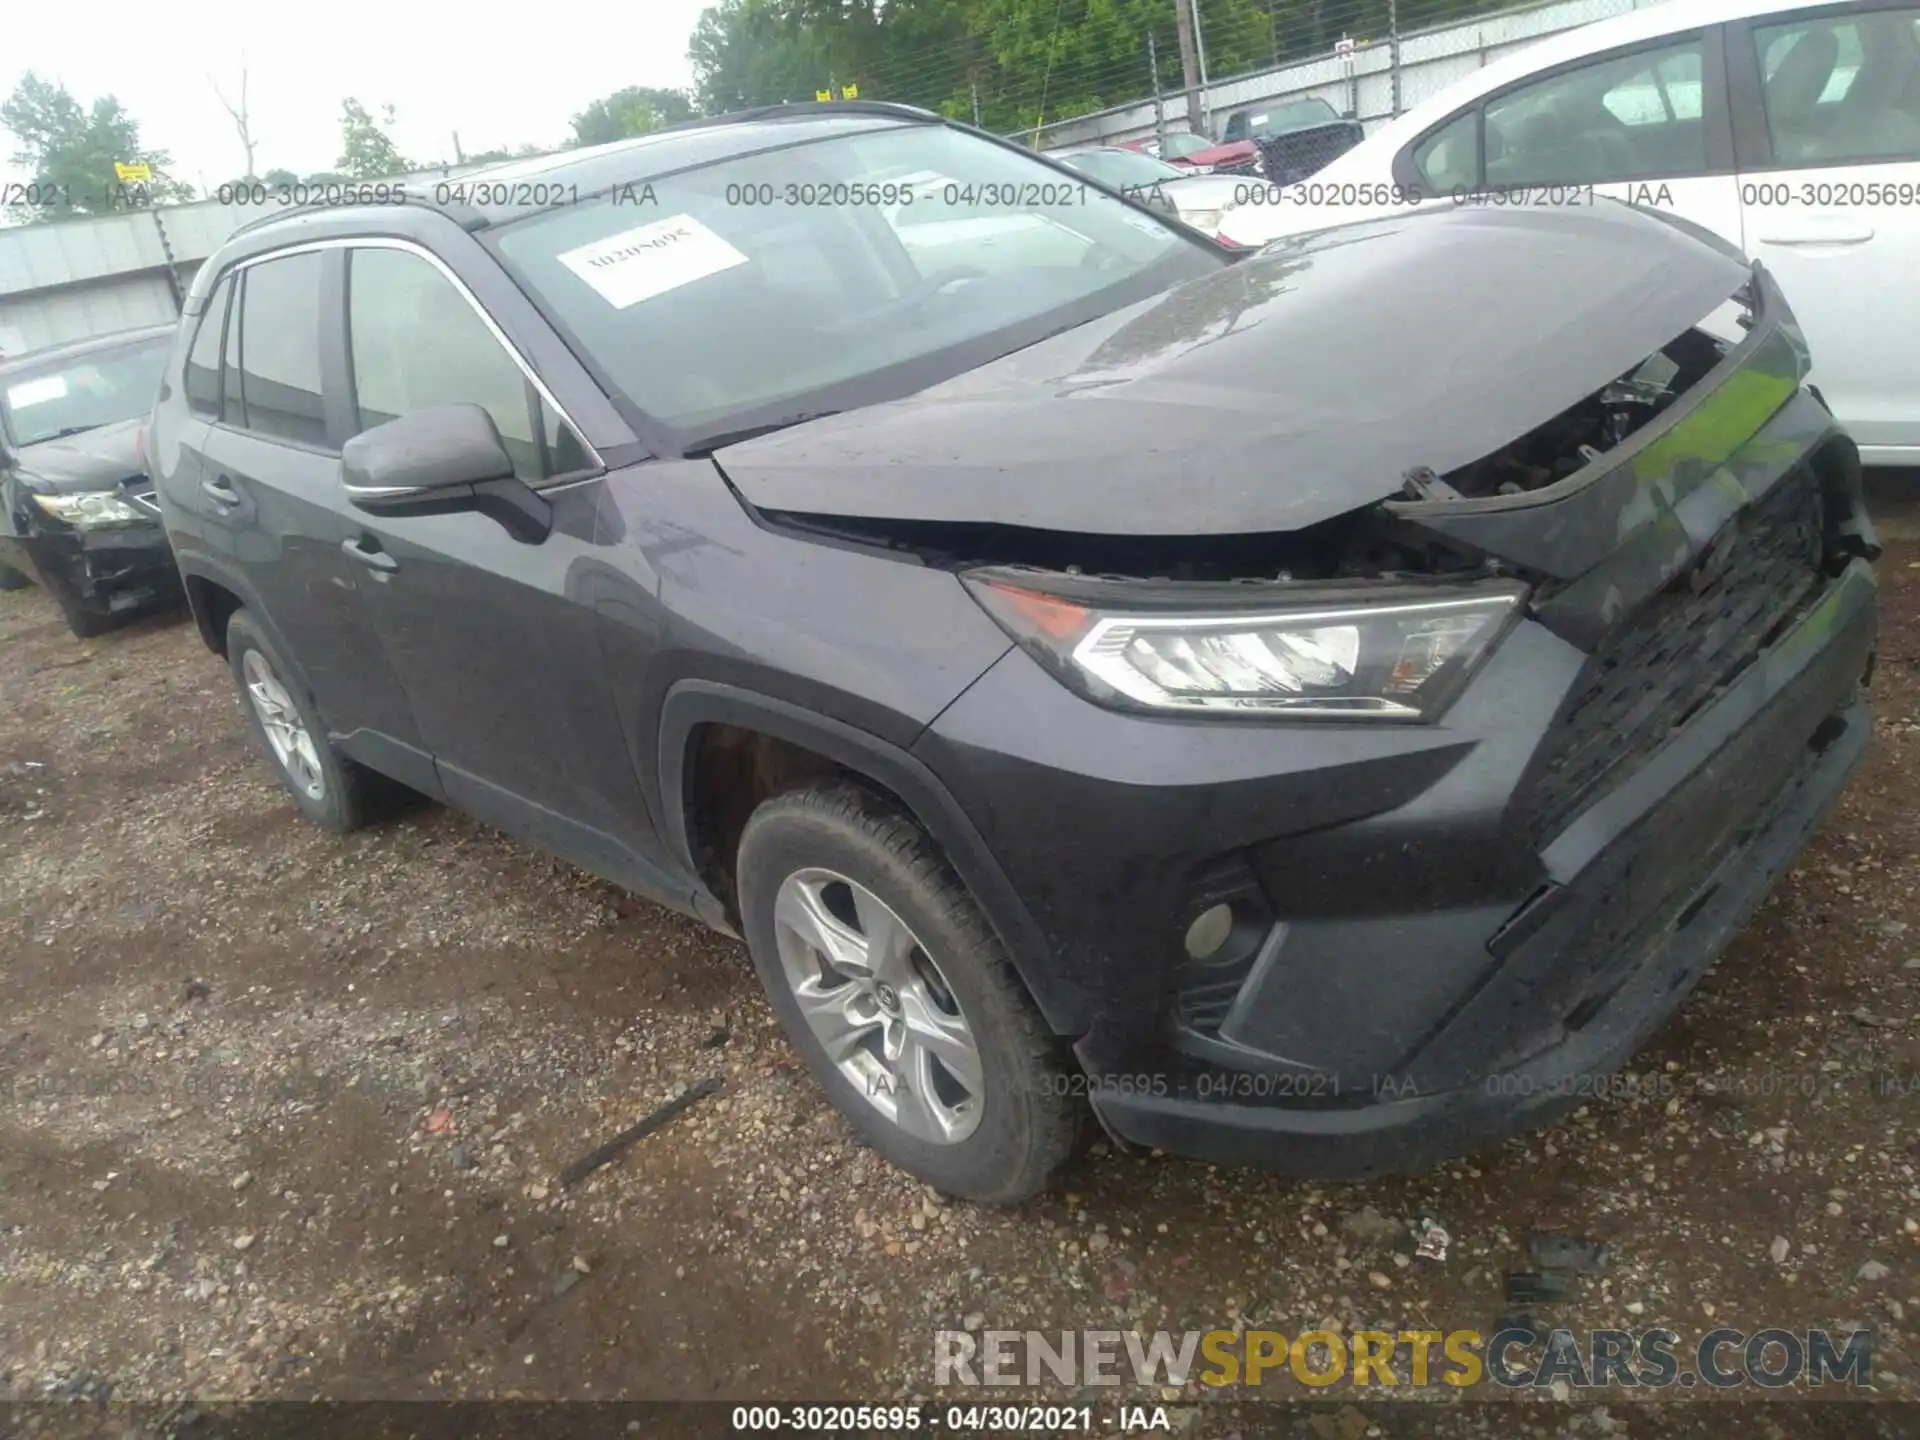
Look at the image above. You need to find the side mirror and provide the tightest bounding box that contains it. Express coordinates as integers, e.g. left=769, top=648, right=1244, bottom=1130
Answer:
left=342, top=403, right=549, bottom=542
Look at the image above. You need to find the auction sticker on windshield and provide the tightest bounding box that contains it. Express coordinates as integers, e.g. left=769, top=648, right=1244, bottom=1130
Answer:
left=556, top=214, right=748, bottom=309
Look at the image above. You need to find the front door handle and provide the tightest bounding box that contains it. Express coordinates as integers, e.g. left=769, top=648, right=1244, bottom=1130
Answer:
left=341, top=535, right=398, bottom=574
left=201, top=475, right=240, bottom=506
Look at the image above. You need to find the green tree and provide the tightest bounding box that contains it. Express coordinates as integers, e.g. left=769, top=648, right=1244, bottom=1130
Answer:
left=569, top=86, right=698, bottom=146
left=338, top=98, right=409, bottom=178
left=684, top=0, right=1510, bottom=139
left=1, top=72, right=193, bottom=220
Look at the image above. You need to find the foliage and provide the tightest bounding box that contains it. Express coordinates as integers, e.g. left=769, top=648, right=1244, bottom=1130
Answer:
left=685, top=0, right=1515, bottom=137
left=570, top=87, right=699, bottom=147
left=1, top=72, right=194, bottom=221
left=338, top=98, right=410, bottom=179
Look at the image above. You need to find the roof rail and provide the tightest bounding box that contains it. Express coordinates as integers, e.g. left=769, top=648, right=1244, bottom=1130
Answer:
left=221, top=187, right=486, bottom=243
left=666, top=98, right=945, bottom=133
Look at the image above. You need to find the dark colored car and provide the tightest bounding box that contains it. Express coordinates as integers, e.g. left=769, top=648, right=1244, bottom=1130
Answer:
left=0, top=326, right=180, bottom=636
left=1221, top=96, right=1367, bottom=183
left=149, top=102, right=1876, bottom=1204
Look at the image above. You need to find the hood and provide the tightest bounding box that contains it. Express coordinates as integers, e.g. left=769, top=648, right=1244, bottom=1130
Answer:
left=1159, top=173, right=1252, bottom=211
left=1181, top=139, right=1258, bottom=167
left=714, top=202, right=1750, bottom=537
left=10, top=417, right=145, bottom=494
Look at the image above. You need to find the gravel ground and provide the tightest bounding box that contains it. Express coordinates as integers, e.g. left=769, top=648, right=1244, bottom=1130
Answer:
left=3, top=480, right=1919, bottom=1428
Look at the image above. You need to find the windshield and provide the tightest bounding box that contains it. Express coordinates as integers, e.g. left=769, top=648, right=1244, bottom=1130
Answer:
left=1053, top=148, right=1188, bottom=188
left=492, top=123, right=1218, bottom=449
left=2, top=336, right=169, bottom=448
left=1243, top=98, right=1340, bottom=136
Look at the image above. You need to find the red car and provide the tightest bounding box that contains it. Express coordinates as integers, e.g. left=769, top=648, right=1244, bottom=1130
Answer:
left=1118, top=131, right=1260, bottom=176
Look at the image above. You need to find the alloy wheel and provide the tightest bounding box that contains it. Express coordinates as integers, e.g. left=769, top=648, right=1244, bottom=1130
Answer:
left=241, top=649, right=325, bottom=801
left=772, top=867, right=985, bottom=1144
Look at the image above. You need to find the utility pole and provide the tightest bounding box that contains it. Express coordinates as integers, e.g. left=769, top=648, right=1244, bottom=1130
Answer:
left=1173, top=0, right=1205, bottom=135
left=452, top=131, right=465, bottom=165
left=971, top=77, right=981, bottom=128
left=1193, top=0, right=1212, bottom=136
left=1148, top=31, right=1167, bottom=144
left=1389, top=0, right=1403, bottom=117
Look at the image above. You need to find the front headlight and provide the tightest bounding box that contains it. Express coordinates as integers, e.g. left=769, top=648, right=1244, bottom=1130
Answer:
left=966, top=572, right=1526, bottom=721
left=1179, top=207, right=1225, bottom=235
left=32, top=491, right=148, bottom=530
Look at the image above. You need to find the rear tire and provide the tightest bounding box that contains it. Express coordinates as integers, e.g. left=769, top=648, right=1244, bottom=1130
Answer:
left=224, top=609, right=400, bottom=833
left=736, top=783, right=1077, bottom=1203
left=0, top=564, right=30, bottom=592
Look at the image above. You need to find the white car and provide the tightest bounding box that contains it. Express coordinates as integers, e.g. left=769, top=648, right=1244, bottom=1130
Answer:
left=1216, top=0, right=1920, bottom=464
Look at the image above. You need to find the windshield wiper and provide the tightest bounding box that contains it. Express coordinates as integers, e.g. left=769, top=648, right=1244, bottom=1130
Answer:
left=38, top=424, right=107, bottom=442
left=685, top=411, right=842, bottom=456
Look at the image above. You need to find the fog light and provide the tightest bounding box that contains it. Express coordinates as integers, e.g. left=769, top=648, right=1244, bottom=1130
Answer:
left=1184, top=903, right=1235, bottom=961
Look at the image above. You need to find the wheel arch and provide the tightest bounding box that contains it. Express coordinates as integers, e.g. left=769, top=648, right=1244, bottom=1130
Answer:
left=658, top=680, right=1086, bottom=1036
left=175, top=554, right=257, bottom=657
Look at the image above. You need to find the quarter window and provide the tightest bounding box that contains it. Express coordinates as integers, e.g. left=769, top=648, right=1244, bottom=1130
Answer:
left=1754, top=9, right=1920, bottom=165
left=1483, top=39, right=1710, bottom=185
left=234, top=252, right=328, bottom=447
left=1412, top=111, right=1480, bottom=193
left=221, top=274, right=245, bottom=430
left=184, top=276, right=231, bottom=419
left=345, top=246, right=587, bottom=483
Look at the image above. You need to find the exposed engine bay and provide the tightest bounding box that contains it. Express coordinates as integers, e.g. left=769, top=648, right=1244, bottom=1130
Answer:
left=1406, top=323, right=1729, bottom=502
left=760, top=314, right=1736, bottom=587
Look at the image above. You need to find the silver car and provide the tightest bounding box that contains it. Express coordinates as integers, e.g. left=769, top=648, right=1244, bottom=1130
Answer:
left=1046, top=145, right=1273, bottom=239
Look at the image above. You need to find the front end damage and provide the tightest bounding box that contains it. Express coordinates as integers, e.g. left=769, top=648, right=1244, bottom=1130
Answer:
left=885, top=262, right=1877, bottom=1174
left=4, top=483, right=180, bottom=631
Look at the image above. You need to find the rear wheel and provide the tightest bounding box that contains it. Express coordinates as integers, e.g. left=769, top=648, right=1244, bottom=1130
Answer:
left=224, top=609, right=399, bottom=832
left=736, top=784, right=1077, bottom=1203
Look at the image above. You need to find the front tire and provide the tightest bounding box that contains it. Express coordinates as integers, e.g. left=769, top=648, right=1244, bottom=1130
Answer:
left=736, top=784, right=1077, bottom=1203
left=224, top=609, right=396, bottom=833
left=0, top=564, right=30, bottom=592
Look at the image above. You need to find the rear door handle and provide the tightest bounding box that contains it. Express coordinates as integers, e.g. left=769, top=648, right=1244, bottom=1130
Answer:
left=201, top=475, right=240, bottom=505
left=341, top=535, right=398, bottom=574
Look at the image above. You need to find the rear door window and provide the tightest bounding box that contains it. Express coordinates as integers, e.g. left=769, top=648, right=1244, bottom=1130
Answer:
left=1753, top=9, right=1920, bottom=164
left=233, top=252, right=328, bottom=448
left=1484, top=39, right=1710, bottom=185
left=185, top=276, right=232, bottom=419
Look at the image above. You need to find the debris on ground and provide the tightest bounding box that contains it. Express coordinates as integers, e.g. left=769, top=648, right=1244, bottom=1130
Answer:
left=1504, top=1271, right=1570, bottom=1305
left=560, top=1077, right=725, bottom=1187
left=1527, top=1232, right=1610, bottom=1274
left=1413, top=1216, right=1450, bottom=1263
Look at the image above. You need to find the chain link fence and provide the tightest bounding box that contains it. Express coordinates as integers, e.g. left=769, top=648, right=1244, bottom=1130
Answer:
left=1008, top=0, right=1646, bottom=159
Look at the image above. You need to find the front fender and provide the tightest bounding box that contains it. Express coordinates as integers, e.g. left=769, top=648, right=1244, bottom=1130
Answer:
left=655, top=679, right=1087, bottom=1036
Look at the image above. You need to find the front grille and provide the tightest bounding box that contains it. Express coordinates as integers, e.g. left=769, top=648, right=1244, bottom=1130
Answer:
left=1516, top=464, right=1827, bottom=849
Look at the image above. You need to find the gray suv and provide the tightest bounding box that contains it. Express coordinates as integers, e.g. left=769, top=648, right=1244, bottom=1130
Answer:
left=148, top=103, right=1876, bottom=1202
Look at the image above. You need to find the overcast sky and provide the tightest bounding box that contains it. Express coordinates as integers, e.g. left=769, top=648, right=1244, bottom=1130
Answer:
left=4, top=0, right=714, bottom=192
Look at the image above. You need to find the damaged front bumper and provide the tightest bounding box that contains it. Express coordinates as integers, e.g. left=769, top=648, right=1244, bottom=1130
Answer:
left=912, top=267, right=1877, bottom=1177
left=10, top=518, right=183, bottom=623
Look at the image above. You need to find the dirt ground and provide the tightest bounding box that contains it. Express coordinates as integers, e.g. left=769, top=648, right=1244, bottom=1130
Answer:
left=3, top=479, right=1919, bottom=1427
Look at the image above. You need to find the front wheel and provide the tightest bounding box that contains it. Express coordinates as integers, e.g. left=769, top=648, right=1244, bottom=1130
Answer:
left=0, top=564, right=30, bottom=592
left=224, top=609, right=402, bottom=832
left=735, top=784, right=1077, bottom=1203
